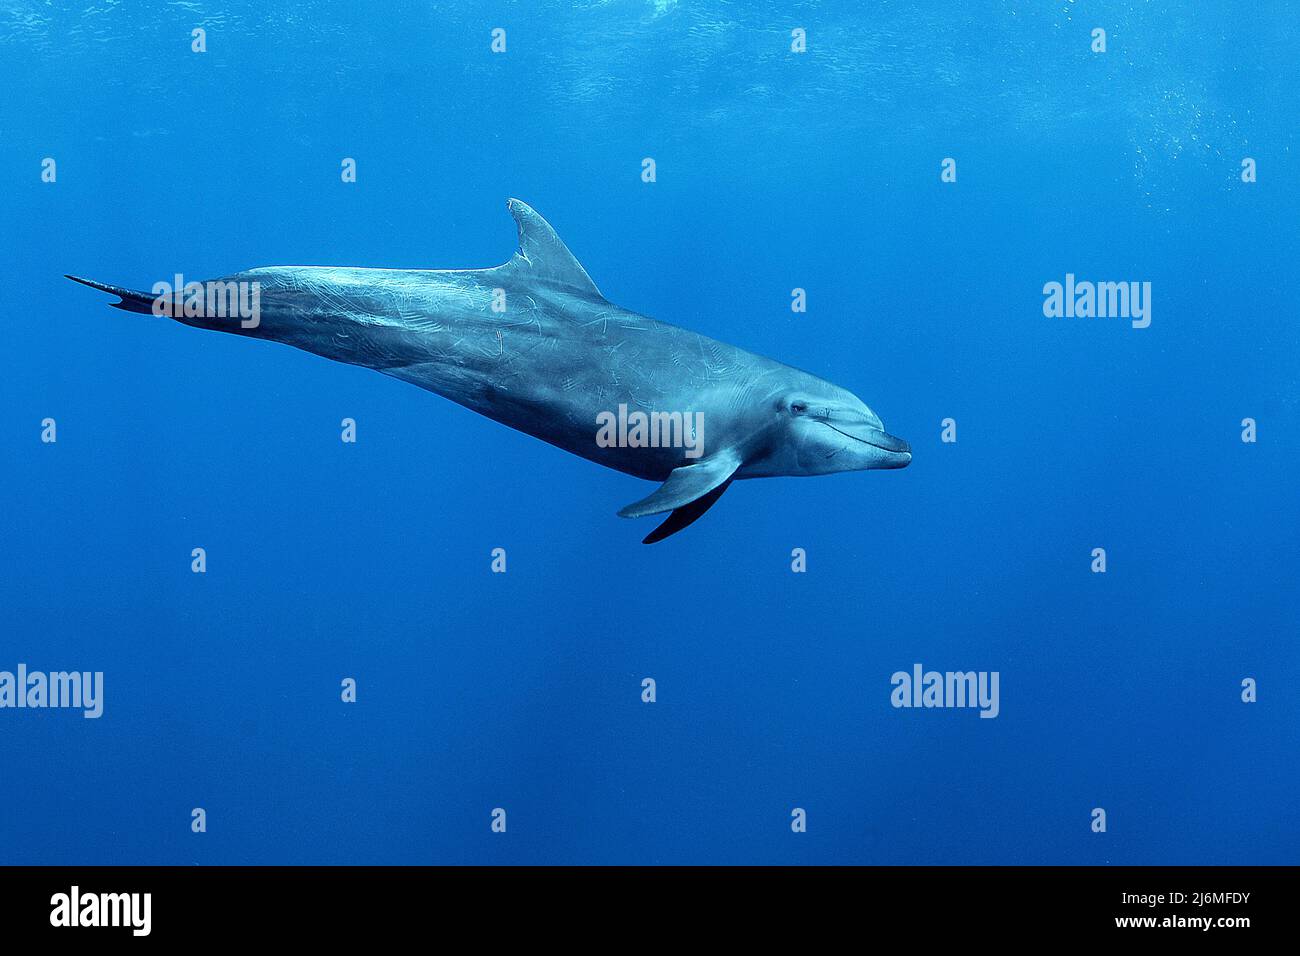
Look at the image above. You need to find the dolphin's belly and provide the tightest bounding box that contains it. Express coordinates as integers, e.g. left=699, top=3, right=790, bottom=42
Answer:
left=384, top=310, right=734, bottom=481
left=381, top=353, right=697, bottom=482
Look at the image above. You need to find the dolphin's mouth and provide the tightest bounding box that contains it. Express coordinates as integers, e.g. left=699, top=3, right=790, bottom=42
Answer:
left=821, top=421, right=912, bottom=464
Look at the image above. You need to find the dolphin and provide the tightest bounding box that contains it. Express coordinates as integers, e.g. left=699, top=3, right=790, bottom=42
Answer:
left=67, top=199, right=911, bottom=543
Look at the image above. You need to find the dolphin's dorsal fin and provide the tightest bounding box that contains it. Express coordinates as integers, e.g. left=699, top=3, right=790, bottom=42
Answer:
left=497, top=198, right=603, bottom=299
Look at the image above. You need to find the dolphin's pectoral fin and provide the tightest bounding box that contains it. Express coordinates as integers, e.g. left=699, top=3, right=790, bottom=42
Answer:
left=641, top=478, right=734, bottom=544
left=618, top=452, right=741, bottom=542
left=493, top=199, right=605, bottom=301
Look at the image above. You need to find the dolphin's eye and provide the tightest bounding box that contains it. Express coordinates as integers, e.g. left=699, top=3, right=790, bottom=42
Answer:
left=790, top=401, right=808, bottom=415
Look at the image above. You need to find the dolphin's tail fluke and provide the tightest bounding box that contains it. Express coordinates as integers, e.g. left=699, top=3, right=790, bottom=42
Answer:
left=65, top=275, right=157, bottom=315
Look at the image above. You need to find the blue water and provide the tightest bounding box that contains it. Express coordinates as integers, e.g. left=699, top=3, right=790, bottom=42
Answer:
left=1, top=1, right=1296, bottom=865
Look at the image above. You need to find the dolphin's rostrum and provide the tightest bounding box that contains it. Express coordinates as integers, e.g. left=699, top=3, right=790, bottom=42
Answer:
left=68, top=199, right=911, bottom=543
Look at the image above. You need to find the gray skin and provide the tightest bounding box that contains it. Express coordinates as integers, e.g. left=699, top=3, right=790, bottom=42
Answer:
left=68, top=199, right=910, bottom=543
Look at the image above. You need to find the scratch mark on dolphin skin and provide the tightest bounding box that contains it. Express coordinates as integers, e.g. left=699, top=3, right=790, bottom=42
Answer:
left=580, top=311, right=615, bottom=334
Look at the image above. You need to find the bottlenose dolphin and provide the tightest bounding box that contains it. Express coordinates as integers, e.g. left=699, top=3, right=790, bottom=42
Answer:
left=68, top=199, right=910, bottom=543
